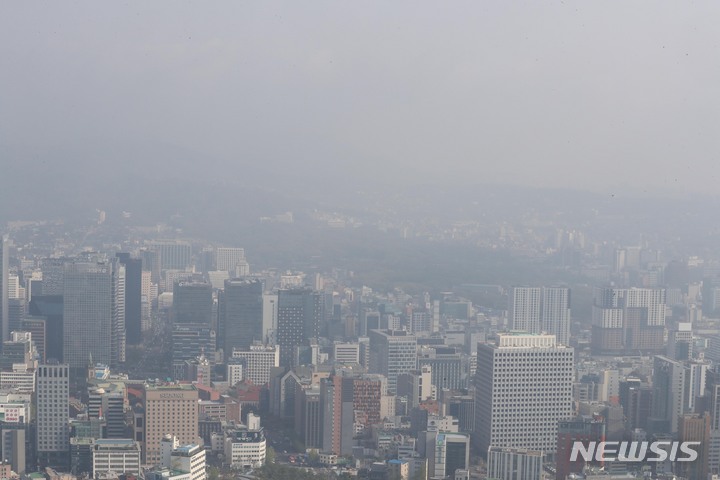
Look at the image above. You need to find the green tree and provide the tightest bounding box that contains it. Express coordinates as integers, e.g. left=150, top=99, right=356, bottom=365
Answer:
left=207, top=467, right=219, bottom=480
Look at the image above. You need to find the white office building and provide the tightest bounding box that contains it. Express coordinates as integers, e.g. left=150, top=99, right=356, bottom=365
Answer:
left=92, top=439, right=141, bottom=478
left=474, top=334, right=573, bottom=455
left=486, top=447, right=543, bottom=480
left=508, top=287, right=541, bottom=334
left=231, top=345, right=279, bottom=386
left=333, top=342, right=360, bottom=364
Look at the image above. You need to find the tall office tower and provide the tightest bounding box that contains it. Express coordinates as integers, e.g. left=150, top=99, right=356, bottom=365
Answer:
left=143, top=384, right=199, bottom=465
left=262, top=294, right=277, bottom=345
left=649, top=355, right=687, bottom=434
left=36, top=363, right=70, bottom=468
left=368, top=329, right=417, bottom=394
left=295, top=384, right=322, bottom=450
left=542, top=287, right=571, bottom=345
left=555, top=416, right=606, bottom=480
left=677, top=413, right=710, bottom=480
left=63, top=260, right=113, bottom=370
left=276, top=288, right=322, bottom=367
left=508, top=287, right=541, bottom=334
left=111, top=258, right=126, bottom=366
left=319, top=375, right=354, bottom=456
left=173, top=281, right=212, bottom=325
left=591, top=287, right=666, bottom=355
left=486, top=447, right=542, bottom=480
left=149, top=240, right=192, bottom=271
left=474, top=333, right=574, bottom=456
left=116, top=254, right=143, bottom=345
left=344, top=375, right=385, bottom=430
left=29, top=295, right=63, bottom=362
left=215, top=248, right=248, bottom=274
left=218, top=279, right=263, bottom=355
left=40, top=257, right=67, bottom=296
left=7, top=298, right=26, bottom=338
left=1, top=235, right=8, bottom=343
left=418, top=346, right=465, bottom=390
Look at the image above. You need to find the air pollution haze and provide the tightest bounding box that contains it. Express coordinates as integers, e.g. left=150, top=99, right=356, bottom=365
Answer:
left=2, top=0, right=719, bottom=206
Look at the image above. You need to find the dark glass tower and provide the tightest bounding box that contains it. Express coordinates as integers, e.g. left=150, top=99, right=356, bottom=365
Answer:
left=218, top=279, right=263, bottom=355
left=172, top=281, right=212, bottom=325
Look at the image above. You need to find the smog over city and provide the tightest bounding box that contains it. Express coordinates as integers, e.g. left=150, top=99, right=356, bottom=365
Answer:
left=1, top=2, right=719, bottom=480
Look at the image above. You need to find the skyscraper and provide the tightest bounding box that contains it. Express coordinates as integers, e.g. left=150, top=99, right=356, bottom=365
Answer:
left=591, top=287, right=666, bottom=354
left=276, top=288, right=322, bottom=367
left=149, top=240, right=192, bottom=271
left=36, top=363, right=70, bottom=468
left=215, top=248, right=248, bottom=275
left=508, top=287, right=541, bottom=334
left=542, top=287, right=571, bottom=345
left=172, top=281, right=212, bottom=325
left=0, top=235, right=8, bottom=343
left=474, top=333, right=574, bottom=456
left=61, top=257, right=126, bottom=370
left=218, top=279, right=263, bottom=355
left=368, top=329, right=417, bottom=394
left=649, top=355, right=686, bottom=434
left=116, top=253, right=143, bottom=345
left=143, top=384, right=199, bottom=465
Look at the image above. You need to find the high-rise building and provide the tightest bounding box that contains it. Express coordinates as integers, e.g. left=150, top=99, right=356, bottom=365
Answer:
left=369, top=329, right=417, bottom=394
left=116, top=254, right=143, bottom=345
left=215, top=248, right=248, bottom=275
left=276, top=289, right=322, bottom=367
left=28, top=295, right=63, bottom=362
left=0, top=235, right=8, bottom=343
left=508, top=287, right=541, bottom=334
left=295, top=384, right=322, bottom=450
left=677, top=413, right=710, bottom=480
left=591, top=287, right=666, bottom=354
left=143, top=384, right=199, bottom=465
left=149, top=240, right=192, bottom=271
left=418, top=346, right=465, bottom=391
left=173, top=281, right=212, bottom=325
left=172, top=325, right=215, bottom=376
left=486, top=447, right=543, bottom=480
left=649, top=355, right=686, bottom=434
left=40, top=257, right=67, bottom=296
left=218, top=279, right=263, bottom=355
left=474, top=333, right=574, bottom=456
left=112, top=259, right=126, bottom=366
left=231, top=345, right=279, bottom=385
left=88, top=387, right=126, bottom=438
left=63, top=260, right=122, bottom=370
left=542, top=287, right=571, bottom=346
left=36, top=363, right=70, bottom=468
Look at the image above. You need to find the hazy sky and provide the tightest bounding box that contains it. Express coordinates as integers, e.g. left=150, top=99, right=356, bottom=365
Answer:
left=2, top=1, right=720, bottom=195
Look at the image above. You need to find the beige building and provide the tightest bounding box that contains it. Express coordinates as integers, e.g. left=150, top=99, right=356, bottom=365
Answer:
left=143, top=384, right=198, bottom=465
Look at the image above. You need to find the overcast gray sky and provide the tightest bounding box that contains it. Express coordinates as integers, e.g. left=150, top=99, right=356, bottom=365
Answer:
left=2, top=1, right=720, bottom=195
